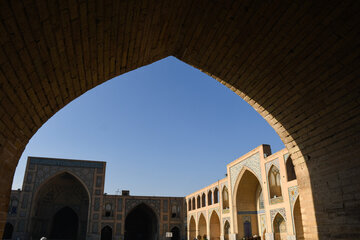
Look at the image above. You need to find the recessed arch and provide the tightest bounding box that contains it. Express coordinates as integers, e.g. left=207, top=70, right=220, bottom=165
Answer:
left=198, top=213, right=207, bottom=240
left=101, top=225, right=113, bottom=240
left=208, top=190, right=213, bottom=205
left=29, top=172, right=89, bottom=240
left=197, top=195, right=201, bottom=208
left=293, top=196, right=304, bottom=240
left=189, top=216, right=196, bottom=240
left=268, top=165, right=282, bottom=199
left=125, top=203, right=158, bottom=240
left=209, top=211, right=220, bottom=240
left=214, top=188, right=219, bottom=204
left=273, top=213, right=287, bottom=240
left=0, top=2, right=358, bottom=239
left=223, top=221, right=230, bottom=240
left=171, top=226, right=181, bottom=240
left=285, top=156, right=297, bottom=181
left=222, top=186, right=229, bottom=209
left=202, top=193, right=206, bottom=207
left=234, top=168, right=262, bottom=238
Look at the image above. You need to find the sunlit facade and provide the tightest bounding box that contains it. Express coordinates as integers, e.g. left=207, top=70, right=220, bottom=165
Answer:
left=186, top=145, right=303, bottom=240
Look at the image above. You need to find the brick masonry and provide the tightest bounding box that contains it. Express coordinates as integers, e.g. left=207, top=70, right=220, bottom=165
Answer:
left=0, top=1, right=359, bottom=239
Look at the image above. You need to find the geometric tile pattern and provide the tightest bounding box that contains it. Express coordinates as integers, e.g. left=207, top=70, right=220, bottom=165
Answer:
left=288, top=185, right=299, bottom=210
left=230, top=152, right=261, bottom=192
left=270, top=208, right=286, bottom=223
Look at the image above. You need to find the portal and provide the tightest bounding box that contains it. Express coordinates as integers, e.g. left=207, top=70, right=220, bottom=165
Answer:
left=50, top=207, right=78, bottom=239
left=125, top=204, right=158, bottom=240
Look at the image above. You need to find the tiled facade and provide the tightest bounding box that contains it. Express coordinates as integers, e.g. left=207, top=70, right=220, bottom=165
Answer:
left=5, top=157, right=185, bottom=240
left=186, top=145, right=301, bottom=240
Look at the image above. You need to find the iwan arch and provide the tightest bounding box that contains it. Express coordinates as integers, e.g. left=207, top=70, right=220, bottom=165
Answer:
left=0, top=1, right=358, bottom=239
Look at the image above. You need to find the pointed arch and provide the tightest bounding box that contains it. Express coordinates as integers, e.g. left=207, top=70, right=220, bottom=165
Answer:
left=223, top=221, right=230, bottom=240
left=188, top=199, right=192, bottom=211
left=268, top=165, right=282, bottom=199
left=101, top=225, right=112, bottom=240
left=30, top=171, right=90, bottom=240
left=125, top=203, right=158, bottom=240
left=189, top=216, right=196, bottom=240
left=214, top=188, right=219, bottom=204
left=192, top=197, right=196, bottom=210
left=233, top=167, right=262, bottom=238
left=222, top=186, right=229, bottom=209
left=198, top=213, right=207, bottom=240
left=202, top=193, right=206, bottom=207
left=285, top=156, right=296, bottom=181
left=293, top=196, right=304, bottom=240
left=209, top=211, right=220, bottom=240
left=197, top=195, right=201, bottom=208
left=208, top=190, right=213, bottom=205
left=273, top=213, right=287, bottom=240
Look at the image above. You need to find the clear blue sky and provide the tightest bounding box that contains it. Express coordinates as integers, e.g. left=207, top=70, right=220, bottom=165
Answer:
left=12, top=56, right=284, bottom=196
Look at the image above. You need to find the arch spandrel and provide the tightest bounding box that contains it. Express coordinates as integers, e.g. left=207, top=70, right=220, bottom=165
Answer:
left=229, top=152, right=261, bottom=192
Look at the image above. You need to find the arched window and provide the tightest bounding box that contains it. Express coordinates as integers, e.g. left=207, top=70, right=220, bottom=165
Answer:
left=9, top=198, right=18, bottom=214
left=224, top=221, right=230, bottom=240
left=104, top=203, right=113, bottom=217
left=171, top=204, right=180, bottom=218
left=268, top=165, right=282, bottom=199
left=222, top=187, right=229, bottom=209
left=201, top=193, right=206, bottom=207
left=208, top=190, right=213, bottom=205
left=273, top=213, right=287, bottom=240
left=286, top=156, right=296, bottom=181
left=192, top=197, right=196, bottom=210
left=188, top=199, right=192, bottom=211
left=214, top=188, right=219, bottom=203
left=197, top=195, right=201, bottom=208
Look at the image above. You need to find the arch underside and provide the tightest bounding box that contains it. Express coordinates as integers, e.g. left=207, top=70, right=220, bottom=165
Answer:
left=0, top=1, right=359, bottom=239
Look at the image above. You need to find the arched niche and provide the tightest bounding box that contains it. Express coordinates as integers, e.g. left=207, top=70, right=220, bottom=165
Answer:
left=208, top=190, right=213, bottom=205
left=273, top=213, right=287, bottom=240
left=189, top=216, right=196, bottom=240
left=198, top=213, right=207, bottom=240
left=202, top=193, right=206, bottom=207
left=125, top=203, right=158, bottom=240
left=101, top=225, right=113, bottom=240
left=293, top=197, right=304, bottom=240
left=222, top=186, right=229, bottom=209
left=30, top=172, right=89, bottom=240
left=268, top=165, right=282, bottom=199
left=223, top=221, right=230, bottom=240
left=234, top=168, right=262, bottom=239
left=210, top=212, right=220, bottom=240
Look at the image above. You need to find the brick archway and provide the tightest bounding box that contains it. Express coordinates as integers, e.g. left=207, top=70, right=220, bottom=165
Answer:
left=0, top=1, right=359, bottom=239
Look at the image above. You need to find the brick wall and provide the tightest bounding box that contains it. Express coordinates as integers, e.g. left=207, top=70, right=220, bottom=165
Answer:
left=0, top=1, right=359, bottom=239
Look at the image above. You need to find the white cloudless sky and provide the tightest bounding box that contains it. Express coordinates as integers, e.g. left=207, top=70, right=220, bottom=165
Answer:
left=12, top=57, right=284, bottom=196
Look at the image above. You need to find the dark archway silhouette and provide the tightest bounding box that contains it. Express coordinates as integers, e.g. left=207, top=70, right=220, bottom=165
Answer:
left=50, top=207, right=79, bottom=240
left=31, top=172, right=89, bottom=240
left=101, top=225, right=113, bottom=240
left=171, top=226, right=180, bottom=240
left=125, top=204, right=158, bottom=240
left=2, top=223, right=13, bottom=239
